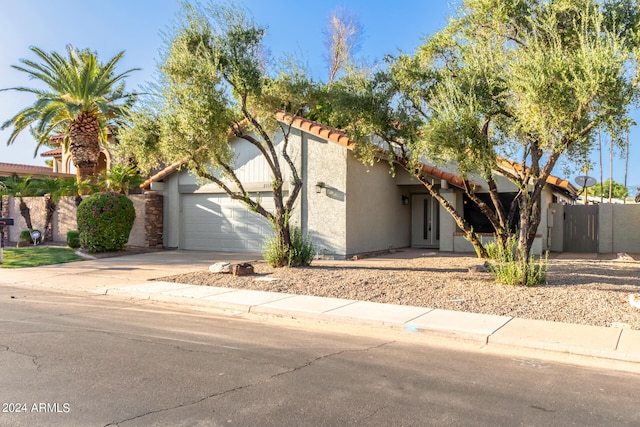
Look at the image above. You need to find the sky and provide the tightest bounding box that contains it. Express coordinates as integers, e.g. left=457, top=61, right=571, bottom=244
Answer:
left=0, top=0, right=638, bottom=193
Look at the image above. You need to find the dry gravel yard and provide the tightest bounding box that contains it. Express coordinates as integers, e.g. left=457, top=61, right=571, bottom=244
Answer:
left=158, top=251, right=640, bottom=330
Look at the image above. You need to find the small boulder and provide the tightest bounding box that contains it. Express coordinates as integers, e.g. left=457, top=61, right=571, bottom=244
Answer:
left=233, top=263, right=254, bottom=276
left=468, top=261, right=491, bottom=273
left=209, top=262, right=232, bottom=274
left=617, top=253, right=635, bottom=261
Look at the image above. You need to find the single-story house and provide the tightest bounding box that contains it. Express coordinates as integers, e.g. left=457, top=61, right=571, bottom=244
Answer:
left=143, top=114, right=577, bottom=259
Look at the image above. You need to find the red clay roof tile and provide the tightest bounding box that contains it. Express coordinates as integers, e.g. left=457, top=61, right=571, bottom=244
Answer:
left=142, top=112, right=572, bottom=196
left=0, top=162, right=74, bottom=178
left=40, top=147, right=63, bottom=157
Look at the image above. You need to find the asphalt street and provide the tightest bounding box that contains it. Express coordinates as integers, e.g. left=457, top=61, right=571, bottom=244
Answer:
left=1, top=285, right=639, bottom=426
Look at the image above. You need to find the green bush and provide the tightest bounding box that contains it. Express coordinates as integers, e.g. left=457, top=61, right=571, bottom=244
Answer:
left=66, top=230, right=81, bottom=248
left=76, top=192, right=136, bottom=253
left=264, top=227, right=315, bottom=267
left=485, top=236, right=547, bottom=286
left=19, top=229, right=43, bottom=244
left=19, top=229, right=31, bottom=242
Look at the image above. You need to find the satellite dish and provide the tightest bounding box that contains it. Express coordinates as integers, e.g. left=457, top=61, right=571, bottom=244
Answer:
left=575, top=175, right=597, bottom=188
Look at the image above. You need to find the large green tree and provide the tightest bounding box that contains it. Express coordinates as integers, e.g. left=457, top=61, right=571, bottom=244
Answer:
left=323, top=0, right=639, bottom=260
left=587, top=179, right=629, bottom=200
left=119, top=1, right=318, bottom=266
left=1, top=45, right=138, bottom=180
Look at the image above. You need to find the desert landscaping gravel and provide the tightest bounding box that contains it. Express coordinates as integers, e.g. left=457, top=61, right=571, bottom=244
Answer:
left=158, top=252, right=640, bottom=330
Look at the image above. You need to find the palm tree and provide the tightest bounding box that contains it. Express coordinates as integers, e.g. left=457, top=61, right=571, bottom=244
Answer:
left=56, top=176, right=98, bottom=207
left=1, top=45, right=139, bottom=180
left=97, top=165, right=143, bottom=195
left=31, top=176, right=69, bottom=242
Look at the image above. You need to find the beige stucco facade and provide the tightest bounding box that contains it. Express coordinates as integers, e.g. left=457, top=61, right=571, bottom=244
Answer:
left=549, top=202, right=640, bottom=254
left=150, top=119, right=581, bottom=258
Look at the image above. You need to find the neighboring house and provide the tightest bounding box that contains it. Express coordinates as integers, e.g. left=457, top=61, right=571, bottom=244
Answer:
left=40, top=129, right=116, bottom=176
left=143, top=115, right=577, bottom=259
left=0, top=162, right=74, bottom=179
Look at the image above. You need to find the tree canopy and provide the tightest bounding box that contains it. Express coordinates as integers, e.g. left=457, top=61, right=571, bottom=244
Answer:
left=1, top=45, right=139, bottom=179
left=118, top=1, right=319, bottom=266
left=318, top=0, right=640, bottom=259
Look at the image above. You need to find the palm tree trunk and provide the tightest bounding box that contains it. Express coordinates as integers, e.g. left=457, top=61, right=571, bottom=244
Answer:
left=18, top=198, right=33, bottom=230
left=68, top=112, right=102, bottom=181
left=44, top=195, right=56, bottom=242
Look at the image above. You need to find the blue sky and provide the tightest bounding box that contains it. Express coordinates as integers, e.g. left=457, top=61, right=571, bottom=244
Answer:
left=0, top=0, right=637, bottom=192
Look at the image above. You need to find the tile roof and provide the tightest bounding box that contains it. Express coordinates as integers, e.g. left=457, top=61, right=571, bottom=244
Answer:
left=40, top=147, right=63, bottom=157
left=496, top=157, right=578, bottom=197
left=143, top=113, right=469, bottom=190
left=142, top=112, right=573, bottom=196
left=275, top=111, right=476, bottom=189
left=0, top=162, right=74, bottom=178
left=141, top=160, right=188, bottom=189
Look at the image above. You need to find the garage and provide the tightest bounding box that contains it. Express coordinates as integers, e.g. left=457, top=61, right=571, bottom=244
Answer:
left=181, top=193, right=275, bottom=252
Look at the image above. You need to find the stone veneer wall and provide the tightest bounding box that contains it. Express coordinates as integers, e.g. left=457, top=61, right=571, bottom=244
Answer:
left=1, top=196, right=9, bottom=248
left=144, top=191, right=163, bottom=248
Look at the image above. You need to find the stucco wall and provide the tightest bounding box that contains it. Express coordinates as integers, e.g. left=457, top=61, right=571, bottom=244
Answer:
left=6, top=197, right=46, bottom=241
left=162, top=173, right=181, bottom=248
left=127, top=195, right=146, bottom=247
left=537, top=202, right=640, bottom=254
left=548, top=203, right=564, bottom=252
left=602, top=204, right=640, bottom=253
left=438, top=189, right=457, bottom=252
left=53, top=198, right=81, bottom=242
left=302, top=133, right=348, bottom=257
left=345, top=155, right=410, bottom=255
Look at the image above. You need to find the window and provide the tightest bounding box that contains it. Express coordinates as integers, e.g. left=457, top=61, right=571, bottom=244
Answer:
left=463, top=192, right=520, bottom=233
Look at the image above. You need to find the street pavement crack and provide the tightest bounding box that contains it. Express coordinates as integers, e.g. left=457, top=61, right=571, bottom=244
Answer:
left=0, top=343, right=42, bottom=371
left=103, top=340, right=396, bottom=427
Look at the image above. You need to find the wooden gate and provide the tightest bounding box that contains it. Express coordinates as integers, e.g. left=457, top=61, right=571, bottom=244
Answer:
left=563, top=205, right=598, bottom=252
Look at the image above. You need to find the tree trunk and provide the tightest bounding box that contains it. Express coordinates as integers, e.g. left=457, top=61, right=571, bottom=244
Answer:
left=18, top=198, right=33, bottom=231
left=394, top=158, right=488, bottom=258
left=68, top=112, right=102, bottom=181
left=44, top=195, right=56, bottom=242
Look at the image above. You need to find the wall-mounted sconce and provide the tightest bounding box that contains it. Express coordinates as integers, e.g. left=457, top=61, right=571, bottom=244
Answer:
left=315, top=182, right=325, bottom=194
left=401, top=195, right=409, bottom=205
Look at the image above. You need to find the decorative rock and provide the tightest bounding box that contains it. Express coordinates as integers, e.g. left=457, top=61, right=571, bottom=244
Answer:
left=209, top=262, right=232, bottom=273
left=616, top=253, right=635, bottom=261
left=232, top=263, right=254, bottom=276
left=468, top=261, right=491, bottom=273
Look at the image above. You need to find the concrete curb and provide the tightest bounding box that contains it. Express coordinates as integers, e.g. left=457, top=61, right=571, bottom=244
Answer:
left=93, top=281, right=640, bottom=366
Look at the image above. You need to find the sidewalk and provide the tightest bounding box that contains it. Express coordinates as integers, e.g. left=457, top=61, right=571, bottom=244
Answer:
left=2, top=249, right=640, bottom=370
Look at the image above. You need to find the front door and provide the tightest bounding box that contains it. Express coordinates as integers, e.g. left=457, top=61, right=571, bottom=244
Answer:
left=411, top=194, right=440, bottom=248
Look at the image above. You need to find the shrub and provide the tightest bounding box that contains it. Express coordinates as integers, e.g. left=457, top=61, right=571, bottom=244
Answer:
left=264, top=227, right=315, bottom=267
left=66, top=230, right=81, bottom=248
left=77, top=192, right=136, bottom=253
left=19, top=229, right=31, bottom=242
left=19, top=229, right=43, bottom=244
left=485, top=236, right=547, bottom=286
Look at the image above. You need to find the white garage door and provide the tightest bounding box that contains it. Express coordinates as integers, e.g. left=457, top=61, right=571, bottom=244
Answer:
left=182, top=193, right=275, bottom=251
